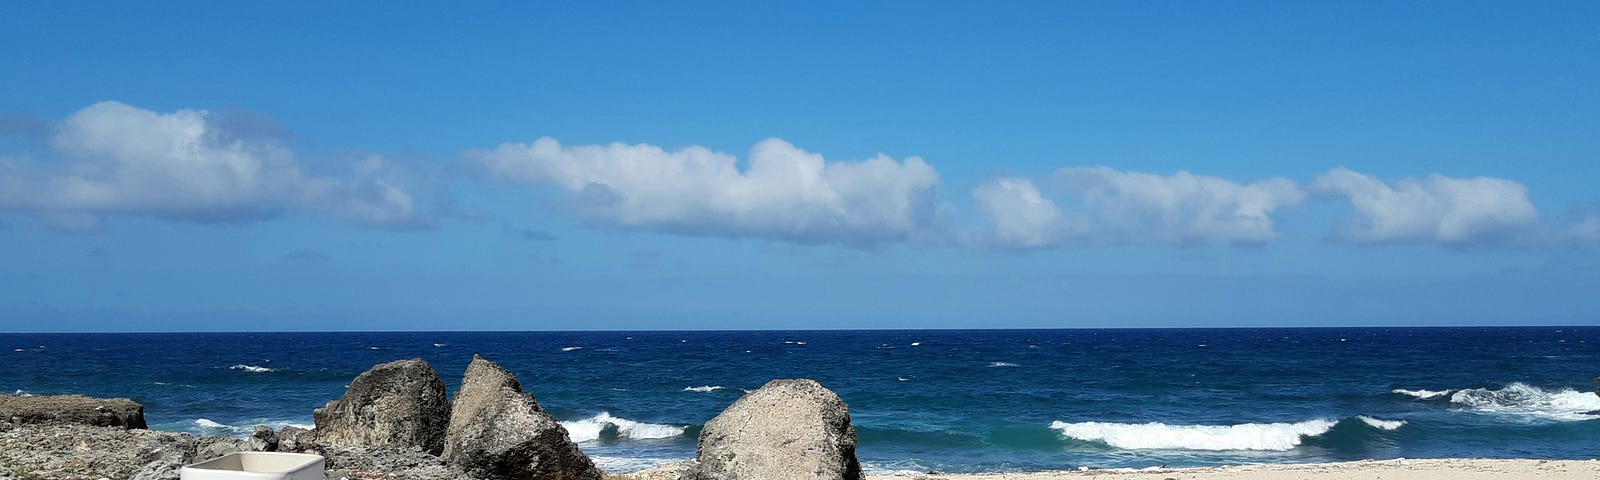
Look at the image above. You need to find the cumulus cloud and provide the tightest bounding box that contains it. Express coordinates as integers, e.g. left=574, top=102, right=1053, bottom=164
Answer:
left=1312, top=167, right=1538, bottom=245
left=975, top=167, right=1304, bottom=248
left=469, top=137, right=939, bottom=244
left=972, top=178, right=1070, bottom=249
left=0, top=101, right=425, bottom=228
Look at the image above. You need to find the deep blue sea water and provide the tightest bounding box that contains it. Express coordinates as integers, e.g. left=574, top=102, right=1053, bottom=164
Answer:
left=3, top=328, right=1599, bottom=474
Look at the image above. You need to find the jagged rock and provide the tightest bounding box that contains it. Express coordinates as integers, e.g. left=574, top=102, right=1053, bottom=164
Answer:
left=685, top=379, right=861, bottom=480
left=0, top=423, right=241, bottom=480
left=0, top=393, right=148, bottom=429
left=0, top=423, right=469, bottom=480
left=277, top=424, right=316, bottom=452
left=313, top=358, right=450, bottom=454
left=443, top=354, right=603, bottom=480
left=247, top=424, right=280, bottom=451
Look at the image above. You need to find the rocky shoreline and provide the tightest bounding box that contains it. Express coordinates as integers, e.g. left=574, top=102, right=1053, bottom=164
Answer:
left=0, top=355, right=862, bottom=480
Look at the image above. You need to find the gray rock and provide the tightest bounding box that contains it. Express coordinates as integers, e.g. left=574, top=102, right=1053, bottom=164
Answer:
left=0, top=393, right=147, bottom=429
left=0, top=422, right=474, bottom=480
left=614, top=460, right=697, bottom=480
left=685, top=379, right=861, bottom=480
left=443, top=354, right=603, bottom=480
left=276, top=424, right=316, bottom=452
left=313, top=358, right=450, bottom=455
left=248, top=424, right=280, bottom=451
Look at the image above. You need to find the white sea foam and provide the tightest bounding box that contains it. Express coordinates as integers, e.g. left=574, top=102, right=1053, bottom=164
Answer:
left=590, top=456, right=688, bottom=474
left=1393, top=388, right=1454, bottom=400
left=562, top=346, right=584, bottom=352
left=184, top=418, right=314, bottom=436
left=861, top=460, right=931, bottom=476
left=1357, top=415, right=1406, bottom=430
left=560, top=412, right=687, bottom=443
left=910, top=342, right=922, bottom=346
left=1448, top=383, right=1600, bottom=421
left=11, top=389, right=33, bottom=397
left=683, top=385, right=725, bottom=393
left=433, top=343, right=447, bottom=347
left=989, top=362, right=1020, bottom=368
left=230, top=364, right=275, bottom=373
left=1050, top=419, right=1340, bottom=451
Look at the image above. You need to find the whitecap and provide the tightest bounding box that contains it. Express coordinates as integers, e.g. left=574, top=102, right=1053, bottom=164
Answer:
left=1392, top=388, right=1453, bottom=400
left=230, top=364, right=275, bottom=373
left=1356, top=415, right=1406, bottom=430
left=562, top=346, right=584, bottom=352
left=1448, top=383, right=1600, bottom=421
left=560, top=412, right=687, bottom=443
left=11, top=389, right=33, bottom=397
left=11, top=348, right=22, bottom=352
left=897, top=377, right=910, bottom=382
left=433, top=343, right=447, bottom=347
left=367, top=346, right=381, bottom=350
left=989, top=362, right=1020, bottom=368
left=683, top=385, right=725, bottom=393
left=1050, top=419, right=1339, bottom=451
left=910, top=342, right=922, bottom=346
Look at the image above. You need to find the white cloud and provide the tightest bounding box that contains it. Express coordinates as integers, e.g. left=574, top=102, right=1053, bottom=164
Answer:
left=1312, top=167, right=1538, bottom=245
left=975, top=167, right=1304, bottom=248
left=0, top=101, right=424, bottom=228
left=972, top=178, right=1070, bottom=249
left=470, top=137, right=940, bottom=244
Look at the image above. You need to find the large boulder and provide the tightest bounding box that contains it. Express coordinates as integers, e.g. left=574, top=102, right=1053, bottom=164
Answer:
left=0, top=393, right=147, bottom=429
left=443, top=354, right=602, bottom=480
left=313, top=358, right=450, bottom=454
left=685, top=379, right=861, bottom=480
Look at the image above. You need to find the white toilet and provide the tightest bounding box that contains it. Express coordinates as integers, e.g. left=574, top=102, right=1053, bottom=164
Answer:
left=179, top=452, right=325, bottom=480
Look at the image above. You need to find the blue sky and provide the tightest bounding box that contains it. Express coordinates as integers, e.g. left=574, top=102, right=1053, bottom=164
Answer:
left=2, top=2, right=1597, bottom=332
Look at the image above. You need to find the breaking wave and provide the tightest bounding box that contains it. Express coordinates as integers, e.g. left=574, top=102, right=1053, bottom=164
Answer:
left=1356, top=415, right=1406, bottom=430
left=1392, top=388, right=1454, bottom=400
left=1448, top=383, right=1600, bottom=421
left=230, top=364, right=275, bottom=373
left=164, top=418, right=313, bottom=437
left=1050, top=416, right=1405, bottom=451
left=683, top=385, right=725, bottom=393
left=561, top=412, right=688, bottom=443
left=989, top=362, right=1020, bottom=368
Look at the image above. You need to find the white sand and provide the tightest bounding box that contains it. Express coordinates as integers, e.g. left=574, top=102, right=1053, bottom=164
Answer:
left=874, top=458, right=1600, bottom=480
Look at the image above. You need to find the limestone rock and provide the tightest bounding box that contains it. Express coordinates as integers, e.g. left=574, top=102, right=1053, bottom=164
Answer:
left=611, top=460, right=696, bottom=480
left=247, top=424, right=280, bottom=451
left=0, top=393, right=147, bottom=429
left=0, top=423, right=466, bottom=480
left=685, top=379, right=861, bottom=480
left=313, top=358, right=450, bottom=454
left=276, top=424, right=316, bottom=452
left=443, top=354, right=603, bottom=480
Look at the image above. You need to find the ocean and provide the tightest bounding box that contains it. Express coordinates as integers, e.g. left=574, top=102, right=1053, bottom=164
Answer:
left=3, top=328, right=1598, bottom=474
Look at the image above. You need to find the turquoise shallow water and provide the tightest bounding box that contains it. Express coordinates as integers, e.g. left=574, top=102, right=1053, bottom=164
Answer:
left=3, top=328, right=1599, bottom=473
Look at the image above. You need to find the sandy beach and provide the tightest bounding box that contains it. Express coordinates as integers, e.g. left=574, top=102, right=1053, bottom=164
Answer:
left=865, top=458, right=1600, bottom=480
